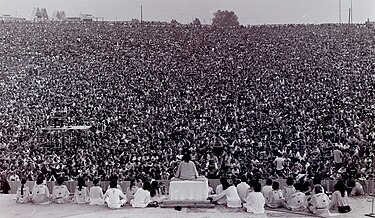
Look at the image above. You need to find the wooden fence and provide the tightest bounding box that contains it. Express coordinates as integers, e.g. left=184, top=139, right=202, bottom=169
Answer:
left=6, top=179, right=374, bottom=195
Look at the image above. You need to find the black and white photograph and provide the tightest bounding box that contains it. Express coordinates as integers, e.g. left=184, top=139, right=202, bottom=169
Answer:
left=0, top=0, right=374, bottom=217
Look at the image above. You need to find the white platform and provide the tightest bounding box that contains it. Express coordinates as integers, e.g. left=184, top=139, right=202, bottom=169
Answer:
left=169, top=181, right=209, bottom=201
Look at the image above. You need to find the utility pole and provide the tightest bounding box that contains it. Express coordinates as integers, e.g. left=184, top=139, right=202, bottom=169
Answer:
left=140, top=5, right=143, bottom=23
left=348, top=8, right=351, bottom=24
left=339, top=0, right=342, bottom=23
left=351, top=0, right=353, bottom=23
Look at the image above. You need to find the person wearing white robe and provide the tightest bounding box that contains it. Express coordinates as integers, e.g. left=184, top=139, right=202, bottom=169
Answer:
left=215, top=177, right=227, bottom=205
left=286, top=183, right=306, bottom=211
left=308, top=186, right=332, bottom=217
left=31, top=178, right=51, bottom=205
left=282, top=177, right=296, bottom=204
left=243, top=182, right=265, bottom=214
left=16, top=178, right=30, bottom=203
left=130, top=181, right=152, bottom=208
left=52, top=177, right=71, bottom=204
left=126, top=178, right=139, bottom=202
left=262, top=178, right=273, bottom=204
left=89, top=179, right=104, bottom=205
left=211, top=179, right=241, bottom=208
left=104, top=180, right=127, bottom=209
left=266, top=182, right=285, bottom=208
left=236, top=175, right=250, bottom=203
left=73, top=177, right=90, bottom=204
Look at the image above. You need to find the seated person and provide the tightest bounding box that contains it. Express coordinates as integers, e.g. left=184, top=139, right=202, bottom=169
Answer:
left=286, top=183, right=306, bottom=211
left=262, top=178, right=273, bottom=204
left=52, top=177, right=71, bottom=204
left=72, top=177, right=90, bottom=204
left=150, top=180, right=167, bottom=203
left=237, top=175, right=250, bottom=203
left=210, top=177, right=241, bottom=208
left=308, top=186, right=331, bottom=217
left=106, top=175, right=123, bottom=193
left=31, top=177, right=51, bottom=205
left=172, top=152, right=206, bottom=181
left=104, top=180, right=127, bottom=209
left=215, top=177, right=228, bottom=205
left=243, top=182, right=265, bottom=214
left=126, top=178, right=139, bottom=203
left=16, top=178, right=30, bottom=203
left=282, top=177, right=296, bottom=203
left=266, top=181, right=285, bottom=208
left=130, top=181, right=153, bottom=208
left=349, top=180, right=364, bottom=196
left=330, top=181, right=351, bottom=213
left=89, top=179, right=105, bottom=205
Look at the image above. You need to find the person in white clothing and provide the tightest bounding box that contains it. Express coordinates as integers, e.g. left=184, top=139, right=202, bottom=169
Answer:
left=282, top=177, right=296, bottom=204
left=262, top=178, right=273, bottom=204
left=89, top=179, right=105, bottom=205
left=16, top=178, right=30, bottom=203
left=104, top=180, right=127, bottom=209
left=126, top=178, right=139, bottom=203
left=72, top=177, right=90, bottom=204
left=243, top=182, right=265, bottom=214
left=210, top=177, right=241, bottom=208
left=52, top=177, right=71, bottom=204
left=286, top=183, right=306, bottom=211
left=31, top=177, right=51, bottom=205
left=106, top=175, right=123, bottom=193
left=236, top=175, right=250, bottom=203
left=308, top=186, right=331, bottom=217
left=215, top=177, right=227, bottom=205
left=266, top=182, right=285, bottom=208
left=130, top=181, right=153, bottom=208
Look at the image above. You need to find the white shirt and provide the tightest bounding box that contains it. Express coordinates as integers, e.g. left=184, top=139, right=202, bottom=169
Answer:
left=262, top=185, right=272, bottom=202
left=237, top=182, right=250, bottom=202
left=131, top=188, right=151, bottom=208
left=73, top=187, right=90, bottom=204
left=89, top=186, right=104, bottom=205
left=16, top=186, right=30, bottom=203
left=212, top=186, right=241, bottom=208
left=104, top=188, right=126, bottom=209
left=52, top=185, right=70, bottom=200
left=244, top=192, right=265, bottom=214
left=31, top=184, right=50, bottom=204
left=215, top=184, right=226, bottom=205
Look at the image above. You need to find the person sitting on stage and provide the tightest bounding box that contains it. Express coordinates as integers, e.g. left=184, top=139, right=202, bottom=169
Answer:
left=308, top=185, right=331, bottom=217
left=172, top=152, right=201, bottom=181
left=52, top=177, right=71, bottom=204
left=126, top=178, right=139, bottom=203
left=215, top=176, right=228, bottom=205
left=266, top=181, right=285, bottom=208
left=72, top=177, right=90, bottom=204
left=286, top=183, right=306, bottom=211
left=89, top=178, right=105, bottom=205
left=104, top=179, right=127, bottom=209
left=210, top=177, right=242, bottom=208
left=130, top=181, right=153, bottom=208
left=236, top=175, right=250, bottom=203
left=150, top=180, right=167, bottom=203
left=330, top=181, right=351, bottom=213
left=16, top=178, right=30, bottom=203
left=243, top=182, right=265, bottom=214
left=31, top=177, right=51, bottom=205
left=282, top=177, right=296, bottom=204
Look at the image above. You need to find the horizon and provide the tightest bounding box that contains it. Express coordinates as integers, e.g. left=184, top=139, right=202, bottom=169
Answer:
left=0, top=0, right=374, bottom=25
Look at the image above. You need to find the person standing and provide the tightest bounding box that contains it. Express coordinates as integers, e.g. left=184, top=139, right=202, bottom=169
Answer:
left=333, top=147, right=343, bottom=171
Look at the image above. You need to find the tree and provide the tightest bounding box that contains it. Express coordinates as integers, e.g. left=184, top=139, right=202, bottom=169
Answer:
left=192, top=18, right=201, bottom=26
left=212, top=10, right=239, bottom=27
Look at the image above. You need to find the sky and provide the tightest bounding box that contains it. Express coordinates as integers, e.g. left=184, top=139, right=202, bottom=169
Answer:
left=0, top=0, right=374, bottom=25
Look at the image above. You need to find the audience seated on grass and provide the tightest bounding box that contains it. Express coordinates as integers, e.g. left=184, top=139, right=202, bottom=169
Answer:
left=126, top=178, right=139, bottom=203
left=31, top=177, right=51, bottom=205
left=308, top=186, right=331, bottom=217
left=243, top=182, right=265, bottom=214
left=266, top=181, right=285, bottom=208
left=330, top=181, right=351, bottom=213
left=236, top=175, right=250, bottom=203
left=15, top=178, right=30, bottom=203
left=210, top=177, right=241, bottom=208
left=286, top=183, right=306, bottom=211
left=89, top=179, right=105, bottom=205
left=104, top=180, right=127, bottom=209
left=52, top=177, right=71, bottom=204
left=73, top=177, right=90, bottom=204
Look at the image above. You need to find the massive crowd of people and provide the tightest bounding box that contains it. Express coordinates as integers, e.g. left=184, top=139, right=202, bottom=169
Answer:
left=0, top=22, right=374, bottom=184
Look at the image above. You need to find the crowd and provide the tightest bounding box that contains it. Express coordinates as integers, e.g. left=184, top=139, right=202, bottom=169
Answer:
left=0, top=22, right=374, bottom=184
